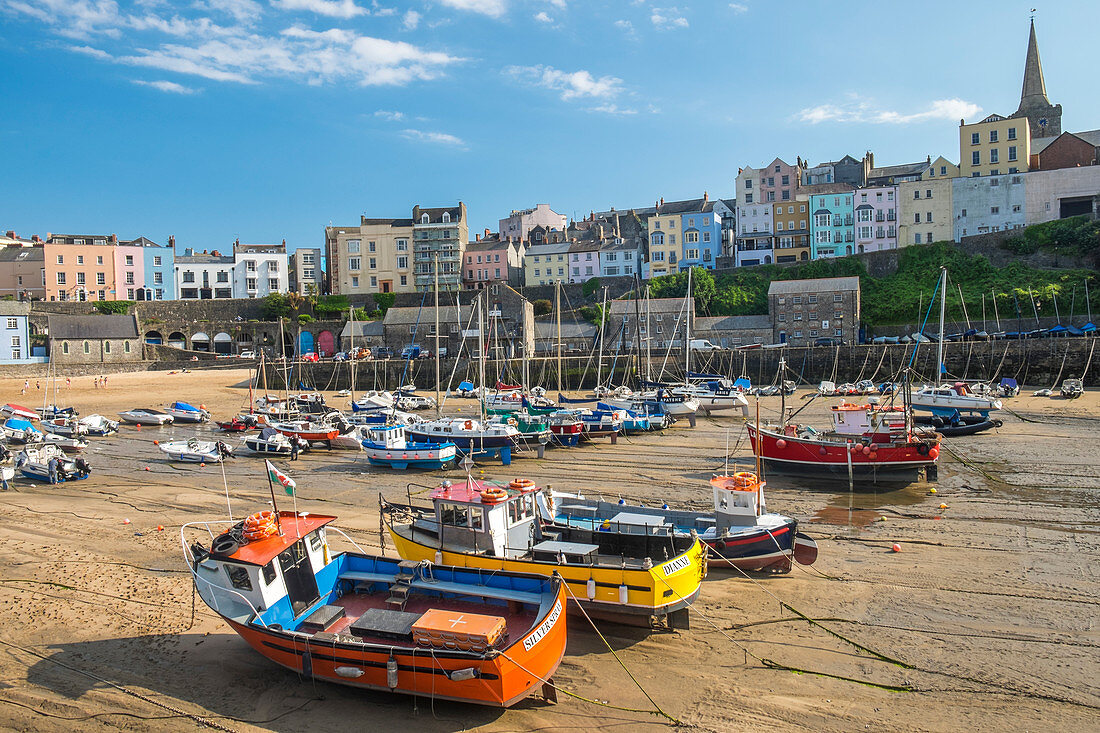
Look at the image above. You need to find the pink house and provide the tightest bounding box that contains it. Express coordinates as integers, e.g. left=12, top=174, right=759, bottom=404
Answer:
left=114, top=242, right=145, bottom=300
left=852, top=185, right=898, bottom=254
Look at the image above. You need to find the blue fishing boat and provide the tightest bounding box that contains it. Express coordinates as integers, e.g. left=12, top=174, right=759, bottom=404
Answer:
left=165, top=401, right=210, bottom=423
left=362, top=425, right=457, bottom=469
left=597, top=401, right=673, bottom=433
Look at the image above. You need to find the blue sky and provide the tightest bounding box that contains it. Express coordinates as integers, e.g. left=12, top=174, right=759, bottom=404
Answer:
left=2, top=0, right=1097, bottom=253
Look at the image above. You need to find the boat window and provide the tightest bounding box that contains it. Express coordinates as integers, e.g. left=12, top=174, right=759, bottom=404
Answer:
left=308, top=531, right=322, bottom=552
left=468, top=506, right=485, bottom=530
left=224, top=563, right=253, bottom=591
left=508, top=496, right=534, bottom=523
left=439, top=502, right=470, bottom=527
left=261, top=560, right=277, bottom=585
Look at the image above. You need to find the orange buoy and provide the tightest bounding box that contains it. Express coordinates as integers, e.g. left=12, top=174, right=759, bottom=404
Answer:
left=480, top=487, right=508, bottom=504
left=123, top=518, right=131, bottom=525
left=157, top=525, right=164, bottom=532
left=153, top=440, right=159, bottom=445
left=891, top=543, right=901, bottom=552
left=776, top=439, right=787, bottom=449
left=928, top=447, right=940, bottom=460
left=199, top=462, right=205, bottom=467
left=509, top=478, right=535, bottom=490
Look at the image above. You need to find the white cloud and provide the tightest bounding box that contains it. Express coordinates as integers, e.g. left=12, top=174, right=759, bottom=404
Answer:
left=192, top=0, right=261, bottom=24
left=588, top=103, right=636, bottom=115
left=437, top=0, right=506, bottom=17
left=504, top=64, right=623, bottom=101
left=614, top=19, right=632, bottom=30
left=402, top=8, right=419, bottom=28
left=374, top=109, right=404, bottom=120
left=728, top=2, right=747, bottom=13
left=269, top=0, right=365, bottom=18
left=546, top=0, right=564, bottom=7
left=7, top=0, right=126, bottom=39
left=133, top=78, right=198, bottom=93
left=533, top=10, right=550, bottom=22
left=70, top=43, right=112, bottom=59
left=797, top=96, right=981, bottom=125
left=650, top=7, right=687, bottom=30
left=401, top=128, right=466, bottom=148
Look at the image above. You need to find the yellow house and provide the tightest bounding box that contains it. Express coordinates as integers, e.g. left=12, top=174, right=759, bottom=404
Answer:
left=646, top=211, right=680, bottom=277
left=958, top=114, right=1030, bottom=178
left=325, top=218, right=415, bottom=295
left=896, top=156, right=958, bottom=246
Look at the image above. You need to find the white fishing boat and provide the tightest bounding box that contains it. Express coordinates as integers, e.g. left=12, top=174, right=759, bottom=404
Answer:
left=350, top=391, right=395, bottom=413
left=119, top=408, right=174, bottom=425
left=78, top=414, right=120, bottom=436
left=16, top=444, right=90, bottom=482
left=164, top=401, right=210, bottom=423
left=403, top=417, right=520, bottom=453
left=394, top=393, right=436, bottom=411
left=910, top=383, right=1003, bottom=415
left=670, top=380, right=749, bottom=416
left=607, top=390, right=700, bottom=419
left=242, top=427, right=302, bottom=456
left=361, top=424, right=457, bottom=469
left=44, top=433, right=88, bottom=452
left=1, top=403, right=38, bottom=421
left=40, top=417, right=89, bottom=438
left=1, top=418, right=44, bottom=444
left=158, top=438, right=233, bottom=463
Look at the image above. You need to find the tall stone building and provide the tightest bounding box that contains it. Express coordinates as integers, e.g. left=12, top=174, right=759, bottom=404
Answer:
left=1010, top=19, right=1061, bottom=139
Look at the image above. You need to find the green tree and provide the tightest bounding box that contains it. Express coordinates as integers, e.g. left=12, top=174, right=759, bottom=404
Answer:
left=373, top=292, right=396, bottom=315
left=533, top=299, right=552, bottom=316
left=260, top=293, right=293, bottom=320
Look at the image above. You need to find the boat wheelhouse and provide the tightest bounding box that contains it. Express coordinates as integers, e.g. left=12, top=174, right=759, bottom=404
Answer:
left=361, top=425, right=456, bottom=470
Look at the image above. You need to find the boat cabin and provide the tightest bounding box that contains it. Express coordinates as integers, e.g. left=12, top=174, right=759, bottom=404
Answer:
left=191, top=512, right=335, bottom=618
left=830, top=403, right=905, bottom=441
left=364, top=424, right=408, bottom=447
left=423, top=480, right=541, bottom=558
left=711, top=474, right=763, bottom=529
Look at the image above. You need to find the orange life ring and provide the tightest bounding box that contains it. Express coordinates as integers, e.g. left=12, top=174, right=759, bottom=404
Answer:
left=243, top=510, right=278, bottom=541
left=464, top=420, right=473, bottom=430
left=732, top=471, right=758, bottom=490
left=480, top=487, right=508, bottom=503
left=509, top=478, right=534, bottom=490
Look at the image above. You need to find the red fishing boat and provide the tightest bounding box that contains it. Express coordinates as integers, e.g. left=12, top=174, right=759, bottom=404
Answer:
left=183, top=511, right=567, bottom=707
left=746, top=402, right=940, bottom=481
left=270, top=420, right=340, bottom=442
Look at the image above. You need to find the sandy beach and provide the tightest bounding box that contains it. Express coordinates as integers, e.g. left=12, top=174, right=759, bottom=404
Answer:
left=0, top=367, right=1096, bottom=731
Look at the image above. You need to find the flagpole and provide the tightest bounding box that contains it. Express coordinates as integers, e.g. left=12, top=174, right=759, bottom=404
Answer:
left=265, top=461, right=283, bottom=535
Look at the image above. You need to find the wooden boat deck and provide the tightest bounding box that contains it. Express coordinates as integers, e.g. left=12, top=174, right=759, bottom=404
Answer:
left=316, top=591, right=537, bottom=647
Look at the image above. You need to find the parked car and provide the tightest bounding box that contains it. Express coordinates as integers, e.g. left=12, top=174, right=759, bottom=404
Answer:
left=373, top=346, right=394, bottom=359
left=301, top=352, right=320, bottom=362
left=239, top=349, right=256, bottom=359
left=401, top=345, right=421, bottom=360
left=814, top=337, right=842, bottom=346
left=689, top=339, right=722, bottom=352
left=332, top=351, right=348, bottom=361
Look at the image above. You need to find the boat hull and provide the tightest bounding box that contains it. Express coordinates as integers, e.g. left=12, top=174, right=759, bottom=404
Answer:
left=704, top=522, right=818, bottom=573
left=747, top=424, right=936, bottom=478
left=404, top=429, right=515, bottom=452
left=362, top=444, right=456, bottom=469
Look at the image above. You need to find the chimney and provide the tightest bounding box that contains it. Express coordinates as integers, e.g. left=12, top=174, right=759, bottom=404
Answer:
left=475, top=233, right=480, bottom=242
left=234, top=238, right=240, bottom=247
left=110, top=234, right=117, bottom=243
left=703, top=191, right=709, bottom=203
left=484, top=228, right=491, bottom=238
left=203, top=249, right=209, bottom=255
left=168, top=235, right=175, bottom=248
left=660, top=197, right=664, bottom=206
left=31, top=235, right=40, bottom=243
left=212, top=250, right=220, bottom=257
left=46, top=232, right=51, bottom=241
left=281, top=238, right=286, bottom=247
left=5, top=231, right=13, bottom=238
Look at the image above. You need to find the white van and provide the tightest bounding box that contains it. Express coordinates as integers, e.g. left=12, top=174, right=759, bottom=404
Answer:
left=689, top=339, right=722, bottom=352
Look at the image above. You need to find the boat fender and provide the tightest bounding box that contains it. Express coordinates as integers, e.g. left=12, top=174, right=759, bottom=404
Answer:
left=586, top=578, right=596, bottom=601
left=464, top=420, right=473, bottom=430
left=387, top=657, right=398, bottom=689
left=715, top=540, right=727, bottom=550
left=618, top=584, right=629, bottom=604
left=917, top=443, right=930, bottom=456
left=434, top=550, right=443, bottom=565
left=335, top=666, right=364, bottom=679
left=211, top=534, right=239, bottom=557
left=928, top=447, right=940, bottom=460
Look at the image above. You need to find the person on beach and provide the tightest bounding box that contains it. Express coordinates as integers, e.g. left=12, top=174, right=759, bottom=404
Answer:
left=290, top=437, right=300, bottom=461
left=66, top=378, right=71, bottom=389
left=35, top=380, right=40, bottom=390
left=93, top=377, right=98, bottom=389
left=47, top=456, right=58, bottom=485
left=21, top=380, right=27, bottom=395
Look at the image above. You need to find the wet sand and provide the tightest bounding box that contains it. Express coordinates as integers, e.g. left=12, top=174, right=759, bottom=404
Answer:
left=0, top=369, right=1097, bottom=731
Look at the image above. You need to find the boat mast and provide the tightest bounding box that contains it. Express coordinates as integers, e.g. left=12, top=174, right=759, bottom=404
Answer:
left=1028, top=287, right=1040, bottom=327
left=433, top=253, right=441, bottom=418
left=779, top=356, right=786, bottom=427
left=936, top=267, right=946, bottom=380
left=957, top=284, right=971, bottom=331
left=477, top=293, right=486, bottom=424
left=1087, top=278, right=1094, bottom=325
left=596, top=285, right=608, bottom=391
left=555, top=280, right=562, bottom=394
left=645, top=285, right=652, bottom=382
left=349, top=304, right=356, bottom=404
left=684, top=267, right=692, bottom=385
left=992, top=288, right=1001, bottom=330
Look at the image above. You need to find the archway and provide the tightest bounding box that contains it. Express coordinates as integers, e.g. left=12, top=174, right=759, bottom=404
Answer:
left=845, top=246, right=853, bottom=255
left=236, top=331, right=253, bottom=353
left=213, top=332, right=233, bottom=355
left=168, top=331, right=186, bottom=349
left=144, top=330, right=163, bottom=344
left=800, top=251, right=808, bottom=261
left=858, top=244, right=865, bottom=254
left=316, top=330, right=335, bottom=357
left=298, top=331, right=315, bottom=356
left=191, top=332, right=210, bottom=352
left=764, top=255, right=772, bottom=264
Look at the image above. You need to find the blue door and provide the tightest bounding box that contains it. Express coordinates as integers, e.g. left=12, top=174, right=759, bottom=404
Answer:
left=298, top=331, right=314, bottom=356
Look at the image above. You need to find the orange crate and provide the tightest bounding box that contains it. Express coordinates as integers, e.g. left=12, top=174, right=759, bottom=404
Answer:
left=412, top=609, right=506, bottom=652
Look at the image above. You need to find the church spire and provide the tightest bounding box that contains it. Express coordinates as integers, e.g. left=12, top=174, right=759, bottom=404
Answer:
left=1019, top=18, right=1049, bottom=107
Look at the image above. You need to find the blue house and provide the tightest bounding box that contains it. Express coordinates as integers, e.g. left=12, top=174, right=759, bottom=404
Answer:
left=678, top=201, right=722, bottom=270
left=808, top=185, right=855, bottom=259
left=127, top=236, right=176, bottom=300
left=0, top=301, right=35, bottom=363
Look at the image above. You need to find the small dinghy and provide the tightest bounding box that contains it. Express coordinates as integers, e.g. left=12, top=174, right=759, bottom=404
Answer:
left=78, top=414, right=120, bottom=436
left=242, top=427, right=305, bottom=456
left=158, top=438, right=234, bottom=463
left=44, top=433, right=88, bottom=452
left=165, top=401, right=210, bottom=423
left=119, top=408, right=174, bottom=425
left=183, top=510, right=566, bottom=707
left=217, top=415, right=258, bottom=432
left=2, top=403, right=38, bottom=421
left=40, top=417, right=89, bottom=438
left=1060, top=379, right=1084, bottom=399
left=16, top=444, right=90, bottom=482
left=270, top=420, right=341, bottom=443
left=361, top=425, right=456, bottom=469
left=1, top=418, right=44, bottom=445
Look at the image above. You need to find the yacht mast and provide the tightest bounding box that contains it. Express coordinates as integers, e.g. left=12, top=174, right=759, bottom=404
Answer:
left=477, top=293, right=486, bottom=424
left=684, top=267, right=693, bottom=384
left=433, top=253, right=441, bottom=418
left=596, top=285, right=608, bottom=391
left=349, top=304, right=356, bottom=404
left=936, top=267, right=946, bottom=379
left=555, top=281, right=562, bottom=394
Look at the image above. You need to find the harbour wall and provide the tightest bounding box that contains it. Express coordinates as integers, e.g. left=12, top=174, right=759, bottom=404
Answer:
left=262, top=338, right=1098, bottom=392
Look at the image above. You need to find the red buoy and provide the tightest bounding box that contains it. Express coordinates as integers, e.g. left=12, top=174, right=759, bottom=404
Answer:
left=862, top=446, right=871, bottom=456
left=776, top=439, right=787, bottom=449
left=819, top=446, right=827, bottom=455
left=928, top=447, right=940, bottom=460
left=891, top=543, right=901, bottom=552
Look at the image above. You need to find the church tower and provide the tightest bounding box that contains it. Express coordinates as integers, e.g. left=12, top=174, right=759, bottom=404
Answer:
left=1010, top=19, right=1061, bottom=139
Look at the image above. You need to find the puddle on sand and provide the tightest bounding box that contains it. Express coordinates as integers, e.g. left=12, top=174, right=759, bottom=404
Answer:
left=811, top=505, right=882, bottom=527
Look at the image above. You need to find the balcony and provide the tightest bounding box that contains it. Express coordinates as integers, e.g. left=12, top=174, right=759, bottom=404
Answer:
left=844, top=217, right=854, bottom=226
left=875, top=213, right=885, bottom=222
left=887, top=212, right=896, bottom=221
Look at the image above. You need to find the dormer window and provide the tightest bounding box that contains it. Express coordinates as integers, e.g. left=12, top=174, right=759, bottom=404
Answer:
left=421, top=213, right=429, bottom=224
left=442, top=212, right=451, bottom=223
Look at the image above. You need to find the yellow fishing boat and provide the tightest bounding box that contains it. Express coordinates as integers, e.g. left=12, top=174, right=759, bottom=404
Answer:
left=380, top=478, right=706, bottom=627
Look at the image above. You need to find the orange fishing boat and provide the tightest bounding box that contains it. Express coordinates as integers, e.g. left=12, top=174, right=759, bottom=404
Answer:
left=183, top=511, right=566, bottom=707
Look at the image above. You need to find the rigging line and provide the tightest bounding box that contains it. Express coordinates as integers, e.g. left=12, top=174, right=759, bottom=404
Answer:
left=559, top=581, right=679, bottom=723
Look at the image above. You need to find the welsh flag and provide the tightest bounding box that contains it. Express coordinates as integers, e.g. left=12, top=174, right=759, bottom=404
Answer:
left=266, top=460, right=296, bottom=496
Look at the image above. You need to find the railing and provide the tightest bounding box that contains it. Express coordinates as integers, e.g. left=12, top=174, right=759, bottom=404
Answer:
left=179, top=520, right=268, bottom=626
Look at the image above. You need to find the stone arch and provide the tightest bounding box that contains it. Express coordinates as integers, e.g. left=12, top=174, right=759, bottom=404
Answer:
left=191, top=332, right=210, bottom=352
left=168, top=331, right=186, bottom=349
left=144, top=330, right=163, bottom=344
left=764, top=255, right=772, bottom=264
left=845, top=245, right=853, bottom=255
left=800, top=251, right=808, bottom=261
left=316, top=330, right=335, bottom=357
left=213, top=332, right=233, bottom=355
left=858, top=244, right=865, bottom=254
